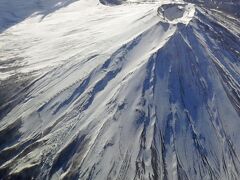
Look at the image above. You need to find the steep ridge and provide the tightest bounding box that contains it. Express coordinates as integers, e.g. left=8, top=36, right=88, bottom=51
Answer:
left=0, top=0, right=240, bottom=180
left=184, top=0, right=240, bottom=17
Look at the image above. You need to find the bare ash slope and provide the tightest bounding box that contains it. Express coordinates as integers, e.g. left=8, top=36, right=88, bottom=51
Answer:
left=0, top=0, right=240, bottom=179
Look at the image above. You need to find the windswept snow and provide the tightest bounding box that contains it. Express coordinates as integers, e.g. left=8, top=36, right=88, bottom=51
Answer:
left=0, top=0, right=240, bottom=180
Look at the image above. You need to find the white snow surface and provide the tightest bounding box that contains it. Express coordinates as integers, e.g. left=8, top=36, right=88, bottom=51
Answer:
left=0, top=0, right=240, bottom=179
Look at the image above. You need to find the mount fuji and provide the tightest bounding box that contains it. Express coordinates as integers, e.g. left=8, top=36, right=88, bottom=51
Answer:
left=0, top=0, right=240, bottom=179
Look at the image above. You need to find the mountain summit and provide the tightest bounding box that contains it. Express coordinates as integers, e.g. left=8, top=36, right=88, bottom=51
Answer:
left=0, top=0, right=240, bottom=179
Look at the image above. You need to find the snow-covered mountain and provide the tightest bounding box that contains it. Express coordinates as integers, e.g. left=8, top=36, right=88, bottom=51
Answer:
left=0, top=0, right=240, bottom=179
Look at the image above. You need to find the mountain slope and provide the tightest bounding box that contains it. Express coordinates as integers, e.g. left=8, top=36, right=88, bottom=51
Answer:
left=0, top=0, right=240, bottom=179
